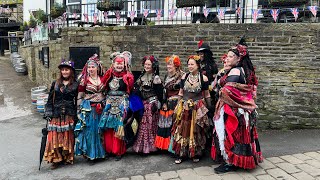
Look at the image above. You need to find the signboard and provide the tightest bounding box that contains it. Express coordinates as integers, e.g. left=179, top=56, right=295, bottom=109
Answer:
left=42, top=47, right=49, bottom=68
left=8, top=32, right=18, bottom=53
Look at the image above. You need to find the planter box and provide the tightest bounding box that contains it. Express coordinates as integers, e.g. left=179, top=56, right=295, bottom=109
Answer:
left=176, top=0, right=206, bottom=8
left=97, top=0, right=124, bottom=11
left=268, top=0, right=309, bottom=6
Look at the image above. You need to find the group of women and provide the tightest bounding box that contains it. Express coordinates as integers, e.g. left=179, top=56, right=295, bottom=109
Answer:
left=43, top=39, right=263, bottom=174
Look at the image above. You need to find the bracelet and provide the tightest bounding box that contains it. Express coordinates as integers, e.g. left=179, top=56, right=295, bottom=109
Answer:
left=77, top=98, right=83, bottom=100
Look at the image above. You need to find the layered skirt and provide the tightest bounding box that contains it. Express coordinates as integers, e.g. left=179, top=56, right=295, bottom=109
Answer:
left=133, top=97, right=159, bottom=154
left=44, top=115, right=75, bottom=164
left=99, top=94, right=129, bottom=156
left=74, top=100, right=105, bottom=160
left=171, top=99, right=210, bottom=158
left=211, top=106, right=263, bottom=169
left=154, top=96, right=179, bottom=150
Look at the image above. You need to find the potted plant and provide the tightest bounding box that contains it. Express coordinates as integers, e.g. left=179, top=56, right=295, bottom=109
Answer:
left=29, top=16, right=37, bottom=28
left=97, top=0, right=124, bottom=11
left=35, top=9, right=48, bottom=23
left=20, top=21, right=29, bottom=31
left=268, top=0, right=309, bottom=6
left=51, top=3, right=65, bottom=19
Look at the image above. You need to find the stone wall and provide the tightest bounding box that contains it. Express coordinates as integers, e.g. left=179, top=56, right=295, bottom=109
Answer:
left=20, top=24, right=320, bottom=129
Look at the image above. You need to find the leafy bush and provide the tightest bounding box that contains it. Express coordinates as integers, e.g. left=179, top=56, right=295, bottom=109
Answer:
left=51, top=3, right=65, bottom=19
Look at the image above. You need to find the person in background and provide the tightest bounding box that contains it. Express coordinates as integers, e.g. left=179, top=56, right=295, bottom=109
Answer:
left=74, top=54, right=106, bottom=161
left=99, top=52, right=134, bottom=161
left=154, top=55, right=184, bottom=152
left=133, top=55, right=163, bottom=154
left=212, top=39, right=262, bottom=173
left=171, top=55, right=212, bottom=164
left=44, top=59, right=78, bottom=169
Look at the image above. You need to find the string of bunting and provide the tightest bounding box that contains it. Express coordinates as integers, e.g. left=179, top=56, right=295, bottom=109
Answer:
left=34, top=5, right=319, bottom=31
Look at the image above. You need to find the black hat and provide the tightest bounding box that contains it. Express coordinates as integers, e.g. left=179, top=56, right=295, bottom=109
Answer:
left=196, top=40, right=212, bottom=53
left=58, top=59, right=75, bottom=71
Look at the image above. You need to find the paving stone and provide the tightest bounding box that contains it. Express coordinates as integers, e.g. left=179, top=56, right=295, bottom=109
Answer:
left=193, top=166, right=215, bottom=176
left=256, top=174, right=276, bottom=180
left=177, top=169, right=198, bottom=180
left=145, top=173, right=160, bottom=180
left=159, top=171, right=179, bottom=180
left=266, top=168, right=296, bottom=180
left=280, top=155, right=305, bottom=165
left=304, top=152, right=320, bottom=161
left=276, top=162, right=301, bottom=174
left=266, top=157, right=285, bottom=164
left=131, top=175, right=145, bottom=180
left=170, top=179, right=181, bottom=180
left=291, top=172, right=315, bottom=180
left=305, top=159, right=320, bottom=169
left=296, top=163, right=320, bottom=177
left=116, top=178, right=129, bottom=180
left=259, top=159, right=276, bottom=170
left=220, top=173, right=244, bottom=180
left=199, top=174, right=222, bottom=180
left=249, top=166, right=267, bottom=176
left=292, top=153, right=313, bottom=161
left=238, top=171, right=257, bottom=180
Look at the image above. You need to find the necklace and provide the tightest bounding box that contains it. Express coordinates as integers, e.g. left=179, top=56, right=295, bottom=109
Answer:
left=188, top=73, right=199, bottom=86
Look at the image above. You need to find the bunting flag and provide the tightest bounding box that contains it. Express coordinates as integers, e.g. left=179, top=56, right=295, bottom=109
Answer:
left=62, top=12, right=67, bottom=22
left=218, top=8, right=225, bottom=21
left=83, top=13, right=89, bottom=22
left=0, top=7, right=3, bottom=14
left=236, top=7, right=241, bottom=17
left=270, top=9, right=279, bottom=22
left=252, top=9, right=260, bottom=23
left=204, top=8, right=210, bottom=18
left=73, top=12, right=77, bottom=19
left=308, top=6, right=318, bottom=17
left=47, top=22, right=54, bottom=30
left=184, top=7, right=191, bottom=17
left=169, top=8, right=177, bottom=20
left=93, top=13, right=98, bottom=24
left=156, top=9, right=162, bottom=22
left=129, top=10, right=136, bottom=22
left=291, top=8, right=299, bottom=21
left=143, top=9, right=149, bottom=18
left=115, top=11, right=121, bottom=21
left=6, top=6, right=11, bottom=13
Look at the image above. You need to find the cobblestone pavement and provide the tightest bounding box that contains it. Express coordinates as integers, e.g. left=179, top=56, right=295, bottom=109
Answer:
left=116, top=151, right=320, bottom=180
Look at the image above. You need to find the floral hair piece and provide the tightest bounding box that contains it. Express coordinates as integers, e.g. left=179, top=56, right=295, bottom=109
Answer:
left=165, top=55, right=181, bottom=67
left=188, top=55, right=201, bottom=61
left=229, top=44, right=247, bottom=59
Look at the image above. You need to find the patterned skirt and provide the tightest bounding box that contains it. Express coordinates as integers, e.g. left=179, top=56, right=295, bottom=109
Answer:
left=133, top=98, right=159, bottom=154
left=171, top=99, right=209, bottom=159
left=212, top=106, right=263, bottom=169
left=74, top=100, right=105, bottom=160
left=44, top=115, right=75, bottom=164
left=155, top=96, right=179, bottom=150
left=99, top=94, right=129, bottom=156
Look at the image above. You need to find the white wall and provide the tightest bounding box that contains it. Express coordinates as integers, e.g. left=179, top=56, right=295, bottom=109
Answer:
left=23, top=0, right=49, bottom=22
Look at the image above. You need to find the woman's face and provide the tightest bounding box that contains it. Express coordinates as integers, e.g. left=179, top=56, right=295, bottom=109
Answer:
left=88, top=63, right=98, bottom=76
left=188, top=59, right=198, bottom=73
left=166, top=61, right=176, bottom=74
left=144, top=59, right=153, bottom=73
left=198, top=51, right=204, bottom=61
left=113, top=59, right=125, bottom=72
left=61, top=67, right=71, bottom=79
left=226, top=51, right=240, bottom=68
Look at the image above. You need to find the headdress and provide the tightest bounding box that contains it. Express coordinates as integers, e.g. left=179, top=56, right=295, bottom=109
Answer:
left=110, top=51, right=121, bottom=61
left=58, top=58, right=75, bottom=71
left=188, top=55, right=201, bottom=62
left=165, top=55, right=181, bottom=67
left=78, top=54, right=104, bottom=82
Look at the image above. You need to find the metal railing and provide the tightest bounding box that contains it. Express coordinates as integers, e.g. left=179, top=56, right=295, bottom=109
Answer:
left=49, top=0, right=320, bottom=27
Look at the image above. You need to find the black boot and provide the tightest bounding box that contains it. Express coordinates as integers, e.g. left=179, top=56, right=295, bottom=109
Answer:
left=214, top=163, right=238, bottom=174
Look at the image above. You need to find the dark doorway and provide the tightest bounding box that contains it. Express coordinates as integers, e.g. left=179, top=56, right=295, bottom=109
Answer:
left=69, top=46, right=100, bottom=75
